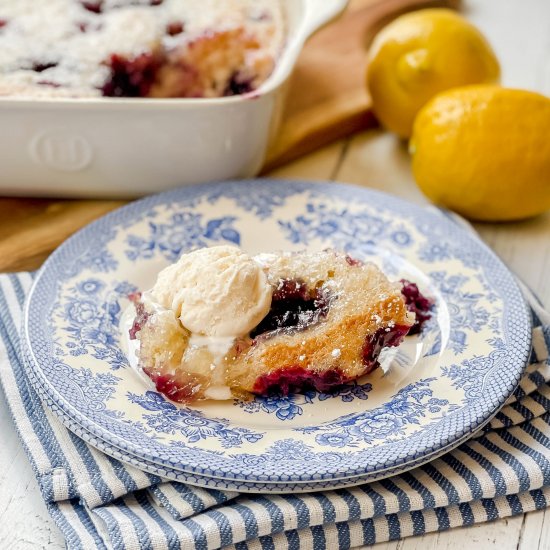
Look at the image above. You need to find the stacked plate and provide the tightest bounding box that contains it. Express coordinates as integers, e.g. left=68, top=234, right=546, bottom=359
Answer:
left=22, top=179, right=532, bottom=493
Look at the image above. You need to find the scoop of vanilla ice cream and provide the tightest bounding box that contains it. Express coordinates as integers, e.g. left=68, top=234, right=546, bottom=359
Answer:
left=150, top=245, right=272, bottom=337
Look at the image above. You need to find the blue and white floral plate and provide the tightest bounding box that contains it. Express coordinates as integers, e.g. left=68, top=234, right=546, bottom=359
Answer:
left=23, top=179, right=532, bottom=493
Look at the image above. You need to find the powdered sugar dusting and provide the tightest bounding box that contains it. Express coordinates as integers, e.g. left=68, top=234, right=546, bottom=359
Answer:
left=0, top=0, right=284, bottom=98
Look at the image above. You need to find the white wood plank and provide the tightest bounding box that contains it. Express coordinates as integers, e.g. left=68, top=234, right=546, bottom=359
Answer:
left=336, top=129, right=427, bottom=205
left=370, top=540, right=402, bottom=550
left=266, top=139, right=346, bottom=180
left=0, top=391, right=64, bottom=549
left=474, top=215, right=550, bottom=307
left=396, top=516, right=525, bottom=550
left=519, top=507, right=550, bottom=550
left=518, top=509, right=544, bottom=550
left=367, top=516, right=527, bottom=550
left=462, top=0, right=550, bottom=95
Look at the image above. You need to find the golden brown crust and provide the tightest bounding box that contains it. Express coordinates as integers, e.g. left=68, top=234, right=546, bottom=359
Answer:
left=226, top=251, right=415, bottom=393
left=150, top=27, right=272, bottom=98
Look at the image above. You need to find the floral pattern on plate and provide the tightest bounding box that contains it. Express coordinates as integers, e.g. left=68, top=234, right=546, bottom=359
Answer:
left=23, top=179, right=531, bottom=490
left=234, top=382, right=373, bottom=421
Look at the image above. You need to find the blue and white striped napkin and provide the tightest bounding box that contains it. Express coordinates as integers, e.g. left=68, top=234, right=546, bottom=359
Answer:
left=1, top=271, right=550, bottom=550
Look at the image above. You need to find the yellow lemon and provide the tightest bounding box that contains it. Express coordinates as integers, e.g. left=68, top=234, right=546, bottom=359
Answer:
left=410, top=85, right=550, bottom=221
left=366, top=9, right=500, bottom=138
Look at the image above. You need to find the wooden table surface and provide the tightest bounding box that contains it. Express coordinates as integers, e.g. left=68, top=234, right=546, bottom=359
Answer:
left=1, top=0, right=550, bottom=548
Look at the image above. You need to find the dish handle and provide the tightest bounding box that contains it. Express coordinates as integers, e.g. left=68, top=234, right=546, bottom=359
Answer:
left=301, top=0, right=349, bottom=38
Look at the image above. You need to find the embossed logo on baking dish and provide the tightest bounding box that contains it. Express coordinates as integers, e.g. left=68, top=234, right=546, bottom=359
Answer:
left=30, top=131, right=93, bottom=172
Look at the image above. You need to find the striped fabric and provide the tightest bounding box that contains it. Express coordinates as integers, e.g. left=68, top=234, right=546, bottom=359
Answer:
left=1, top=271, right=550, bottom=550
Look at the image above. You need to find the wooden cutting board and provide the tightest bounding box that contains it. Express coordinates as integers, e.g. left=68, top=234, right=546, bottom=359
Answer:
left=264, top=0, right=459, bottom=169
left=0, top=0, right=457, bottom=272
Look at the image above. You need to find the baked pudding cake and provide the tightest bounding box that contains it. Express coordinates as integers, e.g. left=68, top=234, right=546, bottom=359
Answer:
left=0, top=0, right=285, bottom=98
left=129, top=246, right=433, bottom=403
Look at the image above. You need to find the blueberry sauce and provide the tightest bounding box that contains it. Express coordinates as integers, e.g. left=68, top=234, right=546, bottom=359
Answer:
left=250, top=279, right=330, bottom=338
left=82, top=0, right=162, bottom=12
left=400, top=279, right=433, bottom=334
left=361, top=324, right=411, bottom=373
left=128, top=292, right=149, bottom=340
left=223, top=72, right=254, bottom=96
left=32, top=62, right=58, bottom=73
left=142, top=368, right=197, bottom=402
left=253, top=366, right=348, bottom=396
left=81, top=1, right=103, bottom=13
left=101, top=52, right=162, bottom=97
left=166, top=21, right=184, bottom=36
left=345, top=255, right=363, bottom=266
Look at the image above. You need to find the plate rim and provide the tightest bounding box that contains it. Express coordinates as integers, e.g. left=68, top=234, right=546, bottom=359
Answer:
left=22, top=339, right=501, bottom=493
left=23, top=178, right=533, bottom=484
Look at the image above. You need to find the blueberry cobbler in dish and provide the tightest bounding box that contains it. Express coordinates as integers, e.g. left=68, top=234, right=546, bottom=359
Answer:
left=129, top=246, right=433, bottom=404
left=0, top=0, right=284, bottom=98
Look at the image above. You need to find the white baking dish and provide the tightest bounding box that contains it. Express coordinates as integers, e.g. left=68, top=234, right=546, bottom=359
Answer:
left=0, top=0, right=348, bottom=198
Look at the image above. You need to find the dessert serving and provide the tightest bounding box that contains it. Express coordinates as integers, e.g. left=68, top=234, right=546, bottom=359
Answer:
left=0, top=0, right=285, bottom=98
left=129, top=245, right=432, bottom=403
